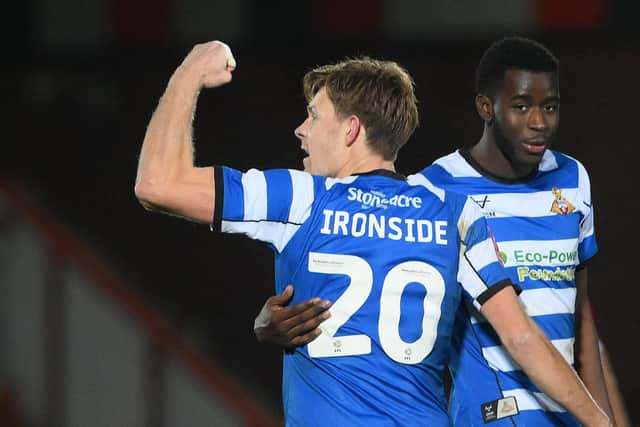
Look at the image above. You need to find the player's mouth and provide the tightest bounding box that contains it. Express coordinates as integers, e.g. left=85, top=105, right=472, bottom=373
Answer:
left=522, top=140, right=547, bottom=154
left=301, top=146, right=310, bottom=170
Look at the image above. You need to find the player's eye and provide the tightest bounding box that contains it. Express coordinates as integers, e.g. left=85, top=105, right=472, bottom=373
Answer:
left=544, top=104, right=558, bottom=113
left=512, top=104, right=528, bottom=112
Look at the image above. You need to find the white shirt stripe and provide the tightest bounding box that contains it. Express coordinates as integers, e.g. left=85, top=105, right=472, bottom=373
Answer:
left=266, top=170, right=316, bottom=252
left=325, top=175, right=357, bottom=190
left=467, top=189, right=582, bottom=219
left=466, top=238, right=500, bottom=271
left=498, top=239, right=579, bottom=267
left=471, top=287, right=576, bottom=324
left=538, top=150, right=559, bottom=172
left=482, top=338, right=575, bottom=372
left=519, top=288, right=576, bottom=317
left=221, top=220, right=299, bottom=252
left=503, top=388, right=566, bottom=413
left=288, top=170, right=314, bottom=224
left=459, top=196, right=484, bottom=236
left=241, top=169, right=267, bottom=221
left=407, top=173, right=445, bottom=202
left=433, top=151, right=483, bottom=177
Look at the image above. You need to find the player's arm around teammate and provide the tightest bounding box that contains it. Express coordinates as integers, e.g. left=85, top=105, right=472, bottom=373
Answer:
left=253, top=281, right=621, bottom=426
left=255, top=245, right=614, bottom=425
left=253, top=285, right=331, bottom=348
left=253, top=285, right=331, bottom=351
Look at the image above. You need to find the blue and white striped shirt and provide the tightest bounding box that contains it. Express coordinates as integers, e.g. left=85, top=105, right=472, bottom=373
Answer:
left=421, top=149, right=597, bottom=426
left=213, top=167, right=512, bottom=426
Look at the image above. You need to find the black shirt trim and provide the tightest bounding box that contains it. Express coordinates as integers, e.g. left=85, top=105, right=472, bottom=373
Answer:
left=352, top=169, right=406, bottom=181
left=212, top=165, right=224, bottom=231
left=459, top=149, right=538, bottom=185
left=476, top=280, right=522, bottom=306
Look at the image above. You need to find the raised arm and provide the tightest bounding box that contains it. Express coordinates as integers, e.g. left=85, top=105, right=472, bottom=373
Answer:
left=575, top=268, right=614, bottom=419
left=134, top=41, right=235, bottom=223
left=481, top=286, right=613, bottom=427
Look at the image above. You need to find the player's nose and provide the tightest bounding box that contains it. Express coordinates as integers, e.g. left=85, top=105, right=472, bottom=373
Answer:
left=294, top=118, right=309, bottom=140
left=528, top=108, right=546, bottom=131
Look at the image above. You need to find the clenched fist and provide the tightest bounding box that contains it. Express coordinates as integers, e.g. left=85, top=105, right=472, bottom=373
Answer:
left=178, top=41, right=236, bottom=89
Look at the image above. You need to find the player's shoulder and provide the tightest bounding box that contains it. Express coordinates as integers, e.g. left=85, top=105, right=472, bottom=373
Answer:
left=223, top=167, right=328, bottom=198
left=407, top=171, right=472, bottom=219
left=419, top=150, right=481, bottom=183
left=322, top=174, right=361, bottom=192
left=540, top=150, right=590, bottom=174
left=406, top=172, right=446, bottom=202
left=263, top=168, right=333, bottom=193
left=539, top=150, right=593, bottom=190
left=415, top=152, right=481, bottom=206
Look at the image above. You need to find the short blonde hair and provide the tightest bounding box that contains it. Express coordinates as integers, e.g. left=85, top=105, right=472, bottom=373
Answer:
left=303, top=57, right=419, bottom=161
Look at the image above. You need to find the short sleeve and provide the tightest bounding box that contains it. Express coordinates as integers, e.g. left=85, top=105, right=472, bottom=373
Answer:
left=576, top=162, right=597, bottom=264
left=212, top=166, right=320, bottom=253
left=455, top=195, right=519, bottom=310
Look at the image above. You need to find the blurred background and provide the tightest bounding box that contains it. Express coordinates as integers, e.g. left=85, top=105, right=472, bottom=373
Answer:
left=1, top=0, right=639, bottom=426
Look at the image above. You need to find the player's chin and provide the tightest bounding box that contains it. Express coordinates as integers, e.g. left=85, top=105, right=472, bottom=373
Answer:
left=302, top=157, right=310, bottom=172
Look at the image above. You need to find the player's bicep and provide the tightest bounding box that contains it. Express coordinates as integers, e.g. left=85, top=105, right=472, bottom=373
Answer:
left=137, top=166, right=214, bottom=224
left=480, top=285, right=533, bottom=341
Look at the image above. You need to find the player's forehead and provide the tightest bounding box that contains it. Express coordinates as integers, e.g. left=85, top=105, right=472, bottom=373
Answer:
left=499, top=69, right=559, bottom=99
left=308, top=87, right=334, bottom=113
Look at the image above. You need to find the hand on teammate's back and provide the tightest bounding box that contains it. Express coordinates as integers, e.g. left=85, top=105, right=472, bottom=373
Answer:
left=254, top=285, right=331, bottom=351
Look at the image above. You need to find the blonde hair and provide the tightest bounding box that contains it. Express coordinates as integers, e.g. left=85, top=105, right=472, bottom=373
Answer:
left=303, top=57, right=419, bottom=161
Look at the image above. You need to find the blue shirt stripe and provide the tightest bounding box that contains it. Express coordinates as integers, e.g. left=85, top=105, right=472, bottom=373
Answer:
left=221, top=166, right=245, bottom=220
left=264, top=169, right=294, bottom=223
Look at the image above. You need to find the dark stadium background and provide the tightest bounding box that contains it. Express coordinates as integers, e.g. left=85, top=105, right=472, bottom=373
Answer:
left=2, top=0, right=639, bottom=425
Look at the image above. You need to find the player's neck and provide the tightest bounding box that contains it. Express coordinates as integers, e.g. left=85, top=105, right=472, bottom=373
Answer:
left=470, top=130, right=535, bottom=180
left=336, top=155, right=395, bottom=178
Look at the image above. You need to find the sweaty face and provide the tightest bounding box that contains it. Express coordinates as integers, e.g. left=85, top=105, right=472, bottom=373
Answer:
left=491, top=69, right=560, bottom=171
left=294, top=88, right=348, bottom=177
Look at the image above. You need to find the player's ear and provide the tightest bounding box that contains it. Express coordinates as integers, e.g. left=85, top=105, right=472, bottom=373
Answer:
left=345, top=115, right=361, bottom=147
left=476, top=94, right=494, bottom=125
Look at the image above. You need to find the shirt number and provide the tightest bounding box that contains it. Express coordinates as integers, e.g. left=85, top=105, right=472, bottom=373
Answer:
left=307, top=252, right=445, bottom=364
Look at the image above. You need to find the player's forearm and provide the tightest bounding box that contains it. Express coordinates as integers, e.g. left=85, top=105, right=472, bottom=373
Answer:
left=575, top=270, right=614, bottom=418
left=135, top=66, right=201, bottom=201
left=577, top=303, right=614, bottom=419
left=601, top=345, right=632, bottom=427
left=503, top=320, right=611, bottom=426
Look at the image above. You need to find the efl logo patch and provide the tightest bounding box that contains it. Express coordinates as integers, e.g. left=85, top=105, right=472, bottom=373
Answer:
left=481, top=396, right=519, bottom=423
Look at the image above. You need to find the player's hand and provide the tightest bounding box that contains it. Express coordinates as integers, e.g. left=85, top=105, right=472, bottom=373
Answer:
left=179, top=41, right=236, bottom=89
left=254, top=285, right=331, bottom=351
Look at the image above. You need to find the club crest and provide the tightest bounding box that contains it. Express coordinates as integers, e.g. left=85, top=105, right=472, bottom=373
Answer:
left=550, top=188, right=575, bottom=215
